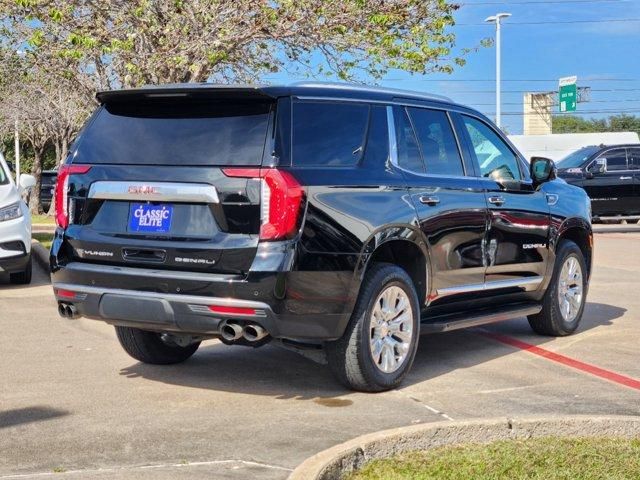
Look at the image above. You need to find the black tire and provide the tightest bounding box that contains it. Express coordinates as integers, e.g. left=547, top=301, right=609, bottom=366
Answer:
left=528, top=240, right=587, bottom=336
left=115, top=326, right=200, bottom=364
left=326, top=263, right=420, bottom=392
left=10, top=256, right=32, bottom=285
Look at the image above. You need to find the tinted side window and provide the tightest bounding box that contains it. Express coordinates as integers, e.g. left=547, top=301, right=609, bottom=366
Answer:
left=628, top=148, right=640, bottom=170
left=598, top=148, right=628, bottom=171
left=407, top=108, right=464, bottom=176
left=292, top=102, right=369, bottom=167
left=462, top=116, right=522, bottom=181
left=394, top=106, right=424, bottom=173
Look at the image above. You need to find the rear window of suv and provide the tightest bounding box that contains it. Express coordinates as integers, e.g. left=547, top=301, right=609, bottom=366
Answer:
left=74, top=101, right=271, bottom=166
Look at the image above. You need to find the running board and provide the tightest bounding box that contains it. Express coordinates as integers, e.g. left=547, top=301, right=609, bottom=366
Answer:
left=420, top=303, right=542, bottom=334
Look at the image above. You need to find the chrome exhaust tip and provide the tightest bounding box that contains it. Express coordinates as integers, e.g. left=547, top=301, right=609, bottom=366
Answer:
left=58, top=303, right=68, bottom=318
left=220, top=321, right=244, bottom=342
left=243, top=324, right=269, bottom=342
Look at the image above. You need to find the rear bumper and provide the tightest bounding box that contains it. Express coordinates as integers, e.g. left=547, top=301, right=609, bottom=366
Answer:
left=51, top=262, right=353, bottom=341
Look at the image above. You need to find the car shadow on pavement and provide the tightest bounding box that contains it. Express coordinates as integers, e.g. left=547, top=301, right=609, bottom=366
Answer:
left=119, top=302, right=626, bottom=395
left=120, top=342, right=351, bottom=399
left=0, top=406, right=69, bottom=429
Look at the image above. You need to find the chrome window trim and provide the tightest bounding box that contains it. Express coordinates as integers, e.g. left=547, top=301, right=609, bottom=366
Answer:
left=436, top=276, right=544, bottom=296
left=87, top=181, right=220, bottom=203
left=385, top=105, right=478, bottom=182
left=386, top=106, right=399, bottom=167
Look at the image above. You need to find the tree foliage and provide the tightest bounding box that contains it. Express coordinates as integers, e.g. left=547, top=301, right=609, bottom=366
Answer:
left=0, top=0, right=476, bottom=214
left=553, top=114, right=640, bottom=137
left=1, top=0, right=464, bottom=94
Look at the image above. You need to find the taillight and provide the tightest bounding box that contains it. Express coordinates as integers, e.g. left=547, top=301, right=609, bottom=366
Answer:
left=54, top=164, right=91, bottom=229
left=222, top=168, right=303, bottom=240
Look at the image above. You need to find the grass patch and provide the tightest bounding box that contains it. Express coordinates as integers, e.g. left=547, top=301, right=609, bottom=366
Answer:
left=31, top=214, right=55, bottom=225
left=347, top=437, right=640, bottom=480
left=32, top=232, right=53, bottom=250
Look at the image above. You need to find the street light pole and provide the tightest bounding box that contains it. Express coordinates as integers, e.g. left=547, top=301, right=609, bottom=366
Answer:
left=485, top=12, right=511, bottom=130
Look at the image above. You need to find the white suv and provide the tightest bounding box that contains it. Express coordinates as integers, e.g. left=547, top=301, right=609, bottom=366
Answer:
left=0, top=152, right=35, bottom=284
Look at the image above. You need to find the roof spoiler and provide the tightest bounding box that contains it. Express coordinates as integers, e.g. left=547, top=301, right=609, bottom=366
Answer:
left=96, top=84, right=276, bottom=104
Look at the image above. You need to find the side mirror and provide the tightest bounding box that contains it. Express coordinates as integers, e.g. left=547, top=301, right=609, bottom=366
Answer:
left=18, top=174, right=36, bottom=191
left=591, top=158, right=606, bottom=175
left=530, top=157, right=557, bottom=187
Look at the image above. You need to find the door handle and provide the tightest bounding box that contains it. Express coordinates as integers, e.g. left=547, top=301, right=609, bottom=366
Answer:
left=488, top=195, right=506, bottom=206
left=620, top=176, right=632, bottom=180
left=419, top=195, right=440, bottom=206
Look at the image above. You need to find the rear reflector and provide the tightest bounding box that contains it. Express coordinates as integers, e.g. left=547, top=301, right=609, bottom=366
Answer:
left=55, top=164, right=92, bottom=229
left=208, top=305, right=257, bottom=316
left=221, top=168, right=303, bottom=241
left=55, top=289, right=76, bottom=299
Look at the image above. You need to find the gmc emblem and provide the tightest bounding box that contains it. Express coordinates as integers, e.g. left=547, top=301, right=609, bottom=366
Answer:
left=128, top=185, right=159, bottom=195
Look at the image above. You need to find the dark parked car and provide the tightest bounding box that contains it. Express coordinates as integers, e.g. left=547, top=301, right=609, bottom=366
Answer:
left=557, top=144, right=640, bottom=219
left=50, top=83, right=592, bottom=392
left=40, top=170, right=58, bottom=212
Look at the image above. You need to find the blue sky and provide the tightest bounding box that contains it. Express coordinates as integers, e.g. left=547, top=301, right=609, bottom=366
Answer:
left=385, top=0, right=640, bottom=134
left=270, top=0, right=640, bottom=135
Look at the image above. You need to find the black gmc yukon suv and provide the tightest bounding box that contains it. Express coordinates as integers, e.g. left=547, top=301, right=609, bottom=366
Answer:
left=51, top=82, right=592, bottom=392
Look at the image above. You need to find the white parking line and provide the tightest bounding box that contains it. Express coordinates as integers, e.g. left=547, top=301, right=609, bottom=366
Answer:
left=393, top=390, right=454, bottom=421
left=0, top=460, right=293, bottom=479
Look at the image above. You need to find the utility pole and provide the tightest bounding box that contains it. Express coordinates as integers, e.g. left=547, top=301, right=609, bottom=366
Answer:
left=485, top=12, right=511, bottom=129
left=14, top=119, right=20, bottom=185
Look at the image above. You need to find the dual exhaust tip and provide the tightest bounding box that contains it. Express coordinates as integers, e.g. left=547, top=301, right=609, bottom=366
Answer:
left=220, top=321, right=269, bottom=343
left=58, top=302, right=79, bottom=319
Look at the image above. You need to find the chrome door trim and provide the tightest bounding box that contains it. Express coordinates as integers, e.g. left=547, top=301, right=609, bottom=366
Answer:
left=87, top=181, right=220, bottom=203
left=386, top=106, right=399, bottom=166
left=436, top=276, right=544, bottom=296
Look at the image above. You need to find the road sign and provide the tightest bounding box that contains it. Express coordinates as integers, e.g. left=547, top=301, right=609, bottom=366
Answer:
left=559, top=76, right=577, bottom=112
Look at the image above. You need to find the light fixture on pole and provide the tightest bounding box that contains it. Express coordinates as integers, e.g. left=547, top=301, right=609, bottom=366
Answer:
left=485, top=12, right=511, bottom=129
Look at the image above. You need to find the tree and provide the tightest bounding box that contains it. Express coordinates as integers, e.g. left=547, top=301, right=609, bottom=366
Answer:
left=0, top=56, right=91, bottom=213
left=553, top=114, right=640, bottom=137
left=1, top=0, right=467, bottom=95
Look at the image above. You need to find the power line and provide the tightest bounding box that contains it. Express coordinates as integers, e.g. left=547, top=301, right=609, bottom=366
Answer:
left=469, top=99, right=640, bottom=106
left=484, top=109, right=640, bottom=115
left=385, top=78, right=640, bottom=83
left=446, top=88, right=640, bottom=93
left=457, top=18, right=640, bottom=25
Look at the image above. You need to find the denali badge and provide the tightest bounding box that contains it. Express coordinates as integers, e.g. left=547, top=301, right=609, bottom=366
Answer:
left=128, top=185, right=159, bottom=195
left=175, top=257, right=216, bottom=265
left=77, top=248, right=114, bottom=257
left=523, top=243, right=546, bottom=249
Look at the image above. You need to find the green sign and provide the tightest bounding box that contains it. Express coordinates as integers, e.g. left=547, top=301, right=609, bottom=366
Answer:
left=559, top=76, right=577, bottom=112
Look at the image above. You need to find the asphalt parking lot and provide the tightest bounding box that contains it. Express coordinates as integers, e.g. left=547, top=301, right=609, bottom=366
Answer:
left=1, top=233, right=639, bottom=479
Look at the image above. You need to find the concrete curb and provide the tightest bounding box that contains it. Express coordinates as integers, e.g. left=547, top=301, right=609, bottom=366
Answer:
left=288, top=415, right=640, bottom=480
left=30, top=240, right=50, bottom=273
